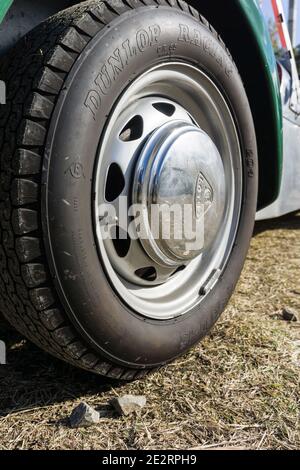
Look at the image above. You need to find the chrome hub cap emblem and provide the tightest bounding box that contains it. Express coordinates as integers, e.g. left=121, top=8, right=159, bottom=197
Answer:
left=195, top=172, right=214, bottom=219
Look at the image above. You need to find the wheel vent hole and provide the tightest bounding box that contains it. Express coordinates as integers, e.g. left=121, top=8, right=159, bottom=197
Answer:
left=119, top=115, right=144, bottom=142
left=152, top=102, right=176, bottom=117
left=135, top=267, right=157, bottom=282
left=105, top=163, right=125, bottom=202
left=111, top=226, right=131, bottom=258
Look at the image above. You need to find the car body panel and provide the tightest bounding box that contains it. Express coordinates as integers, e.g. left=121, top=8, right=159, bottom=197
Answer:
left=257, top=63, right=300, bottom=219
left=238, top=0, right=283, bottom=181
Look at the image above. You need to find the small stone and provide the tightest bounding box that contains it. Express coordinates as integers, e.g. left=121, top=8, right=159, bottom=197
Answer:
left=111, top=395, right=147, bottom=416
left=282, top=308, right=299, bottom=322
left=69, top=402, right=100, bottom=428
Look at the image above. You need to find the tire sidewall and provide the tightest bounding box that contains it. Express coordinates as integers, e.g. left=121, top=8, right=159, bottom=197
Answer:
left=43, top=6, right=258, bottom=368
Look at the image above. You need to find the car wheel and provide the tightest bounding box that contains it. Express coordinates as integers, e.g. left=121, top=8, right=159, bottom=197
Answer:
left=0, top=0, right=258, bottom=379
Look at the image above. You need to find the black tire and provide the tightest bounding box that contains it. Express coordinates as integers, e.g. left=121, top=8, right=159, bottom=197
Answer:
left=0, top=0, right=258, bottom=380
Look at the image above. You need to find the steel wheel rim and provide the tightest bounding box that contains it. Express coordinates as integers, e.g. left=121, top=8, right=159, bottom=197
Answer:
left=94, top=62, right=242, bottom=320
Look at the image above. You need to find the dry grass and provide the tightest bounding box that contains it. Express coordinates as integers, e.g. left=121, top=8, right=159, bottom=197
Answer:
left=0, top=213, right=299, bottom=450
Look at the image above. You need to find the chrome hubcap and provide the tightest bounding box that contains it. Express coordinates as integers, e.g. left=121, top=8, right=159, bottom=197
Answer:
left=94, top=62, right=242, bottom=320
left=133, top=119, right=226, bottom=267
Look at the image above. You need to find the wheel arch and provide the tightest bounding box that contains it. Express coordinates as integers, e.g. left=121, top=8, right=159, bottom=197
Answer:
left=187, top=0, right=283, bottom=209
left=0, top=0, right=283, bottom=209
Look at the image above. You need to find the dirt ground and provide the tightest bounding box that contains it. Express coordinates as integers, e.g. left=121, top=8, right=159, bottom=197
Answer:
left=0, top=213, right=299, bottom=450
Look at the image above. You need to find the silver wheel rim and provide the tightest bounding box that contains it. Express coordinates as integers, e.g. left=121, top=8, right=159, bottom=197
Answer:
left=94, top=62, right=242, bottom=320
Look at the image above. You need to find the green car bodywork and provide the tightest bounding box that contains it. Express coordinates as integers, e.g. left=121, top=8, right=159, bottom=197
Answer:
left=0, top=0, right=12, bottom=24
left=239, top=0, right=282, bottom=184
left=0, top=0, right=283, bottom=206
